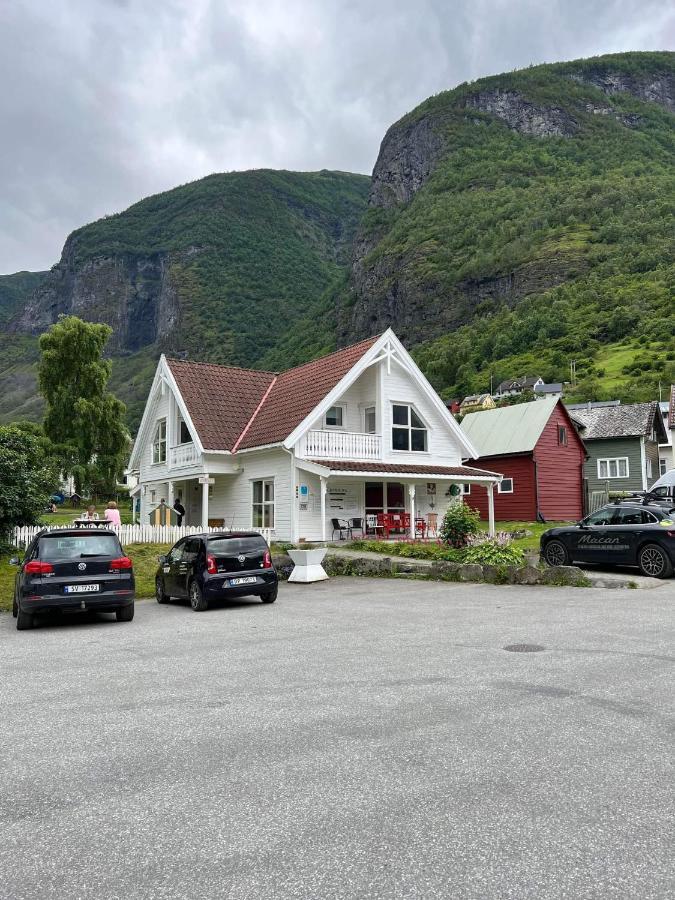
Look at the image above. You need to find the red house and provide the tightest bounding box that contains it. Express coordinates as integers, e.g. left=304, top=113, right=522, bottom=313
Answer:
left=460, top=398, right=586, bottom=521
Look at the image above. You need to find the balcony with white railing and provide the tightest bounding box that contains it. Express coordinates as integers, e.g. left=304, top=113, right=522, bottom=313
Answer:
left=302, top=430, right=382, bottom=461
left=169, top=442, right=199, bottom=468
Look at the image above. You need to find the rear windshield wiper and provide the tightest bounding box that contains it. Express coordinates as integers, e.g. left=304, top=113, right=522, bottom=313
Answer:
left=79, top=553, right=105, bottom=557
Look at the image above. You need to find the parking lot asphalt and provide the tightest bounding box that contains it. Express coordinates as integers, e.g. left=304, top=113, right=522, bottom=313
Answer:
left=1, top=578, right=674, bottom=900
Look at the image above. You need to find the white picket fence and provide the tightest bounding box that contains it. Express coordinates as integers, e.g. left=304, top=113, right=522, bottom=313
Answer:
left=12, top=524, right=274, bottom=549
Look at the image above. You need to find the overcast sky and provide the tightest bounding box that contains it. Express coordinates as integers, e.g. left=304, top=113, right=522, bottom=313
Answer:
left=1, top=0, right=672, bottom=273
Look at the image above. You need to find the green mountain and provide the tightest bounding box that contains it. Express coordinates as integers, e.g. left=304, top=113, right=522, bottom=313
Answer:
left=0, top=271, right=47, bottom=325
left=3, top=51, right=673, bottom=431
left=336, top=51, right=675, bottom=404
left=2, top=169, right=369, bottom=427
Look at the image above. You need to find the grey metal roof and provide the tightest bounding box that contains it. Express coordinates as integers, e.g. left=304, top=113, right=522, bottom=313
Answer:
left=569, top=402, right=665, bottom=440
left=534, top=383, right=563, bottom=394
left=460, top=397, right=559, bottom=457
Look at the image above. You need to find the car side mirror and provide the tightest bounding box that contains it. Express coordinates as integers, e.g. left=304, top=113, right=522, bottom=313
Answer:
left=9, top=556, right=20, bottom=566
left=158, top=554, right=167, bottom=564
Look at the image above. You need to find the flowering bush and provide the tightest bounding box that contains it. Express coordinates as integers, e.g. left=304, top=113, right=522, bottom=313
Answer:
left=439, top=503, right=481, bottom=548
left=463, top=534, right=525, bottom=566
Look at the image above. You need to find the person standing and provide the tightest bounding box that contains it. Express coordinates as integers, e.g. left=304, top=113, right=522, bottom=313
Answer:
left=173, top=498, right=186, bottom=526
left=104, top=501, right=121, bottom=526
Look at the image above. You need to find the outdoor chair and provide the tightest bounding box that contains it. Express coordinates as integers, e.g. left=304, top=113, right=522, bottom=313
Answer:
left=349, top=517, right=364, bottom=538
left=414, top=517, right=427, bottom=539
left=366, top=514, right=384, bottom=537
left=331, top=518, right=351, bottom=540
left=426, top=513, right=438, bottom=537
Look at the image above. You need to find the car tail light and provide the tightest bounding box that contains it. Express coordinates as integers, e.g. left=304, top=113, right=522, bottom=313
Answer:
left=263, top=549, right=272, bottom=569
left=207, top=554, right=217, bottom=574
left=110, top=557, right=133, bottom=570
left=24, top=561, right=53, bottom=575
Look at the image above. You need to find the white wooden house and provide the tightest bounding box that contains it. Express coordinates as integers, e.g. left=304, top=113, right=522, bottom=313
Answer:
left=127, top=330, right=501, bottom=541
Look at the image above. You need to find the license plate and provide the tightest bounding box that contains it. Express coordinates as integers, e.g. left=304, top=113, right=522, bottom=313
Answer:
left=229, top=576, right=258, bottom=586
left=65, top=584, right=100, bottom=593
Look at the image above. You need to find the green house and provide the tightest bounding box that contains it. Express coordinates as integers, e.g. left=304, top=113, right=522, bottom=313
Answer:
left=569, top=402, right=667, bottom=496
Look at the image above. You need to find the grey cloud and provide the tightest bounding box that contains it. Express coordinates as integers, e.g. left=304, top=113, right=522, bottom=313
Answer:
left=0, top=0, right=672, bottom=272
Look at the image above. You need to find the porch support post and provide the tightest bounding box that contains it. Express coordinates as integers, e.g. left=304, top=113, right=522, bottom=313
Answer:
left=408, top=484, right=416, bottom=539
left=487, top=483, right=495, bottom=537
left=201, top=477, right=210, bottom=528
left=320, top=476, right=327, bottom=543
left=167, top=480, right=174, bottom=509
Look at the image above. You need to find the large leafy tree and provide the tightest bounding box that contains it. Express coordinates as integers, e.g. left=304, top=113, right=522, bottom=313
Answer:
left=0, top=426, right=60, bottom=537
left=38, top=316, right=128, bottom=495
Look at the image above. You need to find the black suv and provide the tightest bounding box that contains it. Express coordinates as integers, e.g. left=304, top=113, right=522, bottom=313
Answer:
left=11, top=529, right=135, bottom=630
left=541, top=503, right=675, bottom=578
left=155, top=532, right=278, bottom=611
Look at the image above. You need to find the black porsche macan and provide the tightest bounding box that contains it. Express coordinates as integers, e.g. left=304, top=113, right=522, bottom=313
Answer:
left=540, top=503, right=675, bottom=578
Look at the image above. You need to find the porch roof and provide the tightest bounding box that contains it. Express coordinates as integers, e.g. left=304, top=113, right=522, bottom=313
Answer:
left=308, top=460, right=501, bottom=482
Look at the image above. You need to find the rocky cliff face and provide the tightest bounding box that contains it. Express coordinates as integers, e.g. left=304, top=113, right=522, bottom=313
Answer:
left=11, top=235, right=182, bottom=352
left=337, top=55, right=675, bottom=348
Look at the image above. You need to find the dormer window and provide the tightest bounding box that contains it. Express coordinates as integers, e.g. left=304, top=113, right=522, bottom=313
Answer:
left=325, top=405, right=344, bottom=428
left=392, top=404, right=427, bottom=452
left=178, top=418, right=191, bottom=444
left=152, top=419, right=167, bottom=464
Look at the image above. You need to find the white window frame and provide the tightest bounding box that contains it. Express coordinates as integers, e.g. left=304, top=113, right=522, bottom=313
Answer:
left=646, top=458, right=653, bottom=479
left=324, top=404, right=346, bottom=430
left=177, top=416, right=191, bottom=445
left=251, top=478, right=275, bottom=529
left=597, top=457, right=629, bottom=479
left=660, top=458, right=668, bottom=477
left=363, top=405, right=377, bottom=434
left=463, top=483, right=471, bottom=495
left=152, top=419, right=167, bottom=465
left=498, top=478, right=514, bottom=493
left=558, top=425, right=568, bottom=446
left=391, top=403, right=428, bottom=453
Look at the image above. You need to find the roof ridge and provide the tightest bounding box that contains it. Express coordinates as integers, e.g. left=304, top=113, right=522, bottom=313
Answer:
left=231, top=374, right=279, bottom=453
left=166, top=357, right=277, bottom=376
left=272, top=333, right=383, bottom=380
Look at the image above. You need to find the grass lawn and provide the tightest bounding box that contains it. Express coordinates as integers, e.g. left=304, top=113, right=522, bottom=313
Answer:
left=0, top=542, right=171, bottom=613
left=478, top=520, right=573, bottom=551
left=39, top=503, right=134, bottom=527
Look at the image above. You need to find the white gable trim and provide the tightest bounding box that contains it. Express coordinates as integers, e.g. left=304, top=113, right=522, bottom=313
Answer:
left=283, top=329, right=478, bottom=460
left=128, top=356, right=206, bottom=469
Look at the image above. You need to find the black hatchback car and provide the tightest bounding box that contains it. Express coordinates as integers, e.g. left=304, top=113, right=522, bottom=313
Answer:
left=11, top=528, right=135, bottom=630
left=541, top=503, right=675, bottom=578
left=155, top=531, right=278, bottom=611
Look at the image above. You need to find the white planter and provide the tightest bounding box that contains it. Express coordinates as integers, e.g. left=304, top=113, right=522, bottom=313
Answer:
left=288, top=548, right=329, bottom=583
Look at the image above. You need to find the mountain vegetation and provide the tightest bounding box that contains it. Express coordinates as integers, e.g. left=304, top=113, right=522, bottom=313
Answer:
left=339, top=51, right=674, bottom=403
left=0, top=52, right=673, bottom=432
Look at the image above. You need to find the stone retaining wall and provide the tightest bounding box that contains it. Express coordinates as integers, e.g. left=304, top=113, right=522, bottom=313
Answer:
left=272, top=554, right=590, bottom=588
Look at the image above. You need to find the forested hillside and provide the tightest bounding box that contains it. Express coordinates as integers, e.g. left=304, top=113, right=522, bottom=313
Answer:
left=338, top=51, right=675, bottom=403
left=1, top=170, right=369, bottom=427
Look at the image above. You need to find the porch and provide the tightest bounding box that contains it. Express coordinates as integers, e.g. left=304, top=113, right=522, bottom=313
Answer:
left=294, top=460, right=502, bottom=543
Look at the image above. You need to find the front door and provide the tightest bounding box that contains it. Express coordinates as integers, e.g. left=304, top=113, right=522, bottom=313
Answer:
left=165, top=539, right=187, bottom=596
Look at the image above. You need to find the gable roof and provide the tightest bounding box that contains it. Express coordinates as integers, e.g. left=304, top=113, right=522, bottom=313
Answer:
left=165, top=335, right=380, bottom=452
left=460, top=397, right=559, bottom=457
left=497, top=375, right=542, bottom=392
left=569, top=401, right=665, bottom=441
left=236, top=335, right=380, bottom=450
left=166, top=359, right=275, bottom=452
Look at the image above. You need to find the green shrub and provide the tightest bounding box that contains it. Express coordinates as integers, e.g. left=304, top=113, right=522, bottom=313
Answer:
left=464, top=537, right=525, bottom=566
left=439, top=503, right=481, bottom=548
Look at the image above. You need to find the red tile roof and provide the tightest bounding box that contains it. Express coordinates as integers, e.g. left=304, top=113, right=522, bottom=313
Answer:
left=166, top=334, right=380, bottom=452
left=311, top=461, right=502, bottom=479
left=166, top=359, right=275, bottom=452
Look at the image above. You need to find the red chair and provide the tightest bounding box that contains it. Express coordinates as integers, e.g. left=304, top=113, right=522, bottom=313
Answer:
left=414, top=517, right=427, bottom=539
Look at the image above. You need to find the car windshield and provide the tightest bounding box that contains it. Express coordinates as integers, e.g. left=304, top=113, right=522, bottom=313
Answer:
left=208, top=537, right=266, bottom=555
left=39, top=534, right=122, bottom=561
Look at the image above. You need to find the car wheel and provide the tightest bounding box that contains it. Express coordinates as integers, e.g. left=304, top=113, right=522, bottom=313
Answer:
left=16, top=606, right=34, bottom=630
left=116, top=603, right=135, bottom=622
left=156, top=577, right=170, bottom=604
left=544, top=539, right=569, bottom=567
left=260, top=586, right=278, bottom=604
left=638, top=544, right=673, bottom=579
left=189, top=581, right=208, bottom=612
